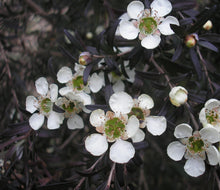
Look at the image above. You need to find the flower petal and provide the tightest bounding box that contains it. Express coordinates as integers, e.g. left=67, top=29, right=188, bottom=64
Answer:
left=74, top=64, right=85, bottom=75
left=29, top=113, right=44, bottom=130
left=199, top=108, right=208, bottom=127
left=85, top=133, right=108, bottom=156
left=167, top=141, right=186, bottom=161
left=199, top=127, right=220, bottom=143
left=90, top=109, right=106, bottom=127
left=35, top=77, right=48, bottom=96
left=206, top=145, right=219, bottom=166
left=126, top=115, right=139, bottom=138
left=174, top=123, right=192, bottom=139
left=109, top=139, right=135, bottom=163
left=109, top=92, right=134, bottom=114
left=141, top=34, right=161, bottom=49
left=150, top=0, right=172, bottom=17
left=113, top=80, right=125, bottom=92
left=70, top=92, right=92, bottom=106
left=138, top=94, right=154, bottom=110
left=158, top=16, right=179, bottom=35
left=127, top=1, right=144, bottom=19
left=131, top=129, right=145, bottom=143
left=49, top=84, right=58, bottom=102
left=169, top=86, right=188, bottom=107
left=145, top=116, right=167, bottom=136
left=89, top=73, right=104, bottom=93
left=59, top=87, right=73, bottom=96
left=184, top=158, right=205, bottom=177
left=26, top=96, right=38, bottom=113
left=67, top=114, right=84, bottom=129
left=205, top=98, right=220, bottom=108
left=47, top=111, right=64, bottom=130
left=119, top=21, right=139, bottom=40
left=125, top=67, right=135, bottom=83
left=57, top=66, right=72, bottom=83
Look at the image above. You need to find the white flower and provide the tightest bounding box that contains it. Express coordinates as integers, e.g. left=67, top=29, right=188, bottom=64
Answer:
left=169, top=86, right=188, bottom=107
left=56, top=96, right=85, bottom=130
left=199, top=99, right=220, bottom=132
left=118, top=0, right=179, bottom=49
left=57, top=65, right=104, bottom=95
left=26, top=77, right=64, bottom=130
left=85, top=92, right=140, bottom=163
left=167, top=123, right=220, bottom=177
left=128, top=94, right=167, bottom=139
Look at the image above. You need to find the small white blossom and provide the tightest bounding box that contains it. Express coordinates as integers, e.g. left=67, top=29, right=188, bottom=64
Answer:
left=26, top=77, right=64, bottom=130
left=167, top=123, right=220, bottom=177
left=129, top=94, right=167, bottom=140
left=118, top=0, right=179, bottom=49
left=169, top=86, right=188, bottom=107
left=85, top=92, right=139, bottom=164
left=199, top=99, right=220, bottom=132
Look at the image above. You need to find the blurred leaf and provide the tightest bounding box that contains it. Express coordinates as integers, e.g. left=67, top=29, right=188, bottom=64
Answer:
left=104, top=57, right=119, bottom=70
left=198, top=41, right=218, bottom=52
left=104, top=72, right=114, bottom=103
left=170, top=72, right=192, bottom=83
left=199, top=33, right=220, bottom=43
left=170, top=25, right=186, bottom=38
left=187, top=5, right=217, bottom=33
left=189, top=48, right=202, bottom=80
left=53, top=104, right=65, bottom=113
left=135, top=70, right=163, bottom=80
left=171, top=40, right=183, bottom=62
left=106, top=19, right=120, bottom=49
left=85, top=104, right=110, bottom=111
left=1, top=122, right=30, bottom=137
left=58, top=46, right=77, bottom=62
left=171, top=0, right=196, bottom=11
left=83, top=62, right=95, bottom=85
left=188, top=93, right=205, bottom=103
left=64, top=29, right=84, bottom=51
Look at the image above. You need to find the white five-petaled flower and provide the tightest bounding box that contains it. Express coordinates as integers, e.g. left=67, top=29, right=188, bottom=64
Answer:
left=57, top=64, right=104, bottom=97
left=167, top=123, right=220, bottom=177
left=26, top=77, right=64, bottom=130
left=169, top=86, right=188, bottom=107
left=129, top=94, right=167, bottom=140
left=199, top=99, right=220, bottom=132
left=85, top=92, right=141, bottom=164
left=118, top=0, right=179, bottom=49
left=56, top=96, right=84, bottom=130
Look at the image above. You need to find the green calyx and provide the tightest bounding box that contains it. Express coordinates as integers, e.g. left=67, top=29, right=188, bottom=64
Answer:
left=139, top=17, right=157, bottom=35
left=128, top=107, right=144, bottom=121
left=73, top=76, right=84, bottom=91
left=62, top=102, right=76, bottom=113
left=188, top=136, right=204, bottom=153
left=105, top=117, right=125, bottom=139
left=206, top=110, right=218, bottom=124
left=41, top=98, right=52, bottom=113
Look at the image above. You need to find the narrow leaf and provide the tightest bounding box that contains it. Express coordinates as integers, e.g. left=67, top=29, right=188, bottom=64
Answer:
left=198, top=40, right=218, bottom=52
left=189, top=48, right=202, bottom=80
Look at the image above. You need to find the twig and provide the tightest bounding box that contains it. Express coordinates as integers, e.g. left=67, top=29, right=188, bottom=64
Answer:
left=24, top=0, right=48, bottom=16
left=214, top=169, right=220, bottom=190
left=196, top=46, right=214, bottom=94
left=58, top=130, right=79, bottom=150
left=105, top=162, right=116, bottom=190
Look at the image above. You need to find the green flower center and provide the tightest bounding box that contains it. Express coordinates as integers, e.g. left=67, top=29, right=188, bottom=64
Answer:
left=73, top=76, right=84, bottom=91
left=62, top=102, right=76, bottom=113
left=139, top=17, right=157, bottom=35
left=187, top=136, right=205, bottom=153
left=205, top=109, right=219, bottom=125
left=41, top=98, right=52, bottom=113
left=128, top=107, right=144, bottom=121
left=105, top=118, right=125, bottom=140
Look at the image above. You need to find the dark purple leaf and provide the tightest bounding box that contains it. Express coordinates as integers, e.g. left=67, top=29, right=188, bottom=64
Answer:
left=85, top=104, right=110, bottom=111
left=53, top=104, right=65, bottom=113
left=120, top=60, right=129, bottom=79
left=47, top=57, right=56, bottom=78
left=189, top=47, right=202, bottom=80
left=58, top=46, right=77, bottom=62
left=135, top=70, right=163, bottom=80
left=144, top=0, right=150, bottom=9
left=188, top=93, right=205, bottom=103
left=37, top=129, right=61, bottom=138
left=187, top=5, right=217, bottom=34
left=104, top=72, right=114, bottom=103
left=179, top=18, right=194, bottom=26
left=115, top=164, right=124, bottom=187
left=171, top=0, right=196, bottom=11
left=198, top=40, right=218, bottom=52
left=170, top=72, right=192, bottom=83
left=199, top=33, right=220, bottom=43
left=151, top=81, right=168, bottom=90
left=104, top=57, right=119, bottom=70
left=133, top=141, right=148, bottom=150
left=106, top=19, right=120, bottom=49
left=86, top=46, right=98, bottom=55
left=1, top=122, right=30, bottom=137
left=171, top=40, right=183, bottom=62
left=83, top=62, right=95, bottom=85
left=64, top=29, right=84, bottom=51
left=170, top=25, right=186, bottom=38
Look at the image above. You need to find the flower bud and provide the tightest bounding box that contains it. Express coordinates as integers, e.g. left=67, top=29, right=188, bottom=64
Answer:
left=203, top=20, right=212, bottom=31
left=78, top=52, right=92, bottom=65
left=169, top=86, right=188, bottom=107
left=185, top=34, right=197, bottom=48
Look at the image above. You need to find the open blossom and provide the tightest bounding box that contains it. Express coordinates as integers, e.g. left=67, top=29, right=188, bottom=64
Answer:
left=199, top=99, right=220, bottom=132
left=129, top=94, right=167, bottom=140
left=167, top=123, right=219, bottom=177
left=118, top=0, right=179, bottom=49
left=26, top=77, right=64, bottom=130
left=85, top=92, right=140, bottom=164
left=169, top=86, right=188, bottom=107
left=57, top=64, right=104, bottom=97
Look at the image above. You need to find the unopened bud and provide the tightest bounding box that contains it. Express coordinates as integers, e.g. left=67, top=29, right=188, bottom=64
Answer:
left=185, top=34, right=197, bottom=48
left=203, top=20, right=212, bottom=31
left=79, top=52, right=92, bottom=65
left=169, top=86, right=188, bottom=107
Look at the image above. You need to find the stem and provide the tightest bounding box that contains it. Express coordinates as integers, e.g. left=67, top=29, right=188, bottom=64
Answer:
left=105, top=162, right=116, bottom=190
left=184, top=102, right=199, bottom=130
left=92, top=49, right=132, bottom=59
left=58, top=130, right=79, bottom=150
left=196, top=46, right=214, bottom=94
left=74, top=177, right=86, bottom=190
